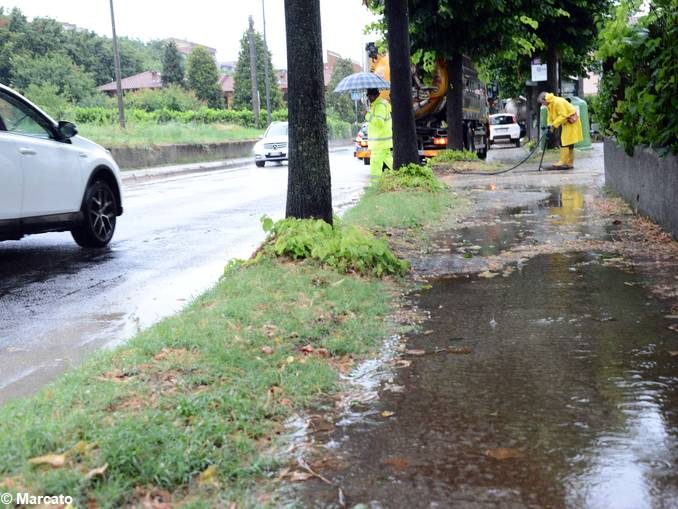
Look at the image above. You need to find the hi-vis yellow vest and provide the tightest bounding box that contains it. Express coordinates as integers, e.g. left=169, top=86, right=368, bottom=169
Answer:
left=366, top=97, right=393, bottom=150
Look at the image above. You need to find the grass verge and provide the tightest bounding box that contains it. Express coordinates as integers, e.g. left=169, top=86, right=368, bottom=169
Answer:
left=0, top=166, right=464, bottom=507
left=0, top=260, right=392, bottom=507
left=77, top=122, right=263, bottom=148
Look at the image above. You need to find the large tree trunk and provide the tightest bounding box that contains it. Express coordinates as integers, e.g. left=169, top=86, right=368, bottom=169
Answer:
left=284, top=0, right=332, bottom=224
left=546, top=44, right=559, bottom=95
left=384, top=0, right=419, bottom=168
left=446, top=53, right=464, bottom=150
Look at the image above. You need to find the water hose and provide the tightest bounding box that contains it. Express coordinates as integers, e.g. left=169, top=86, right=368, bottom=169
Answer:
left=455, top=129, right=550, bottom=176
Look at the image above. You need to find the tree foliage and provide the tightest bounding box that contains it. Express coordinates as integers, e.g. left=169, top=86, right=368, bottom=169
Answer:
left=325, top=57, right=356, bottom=123
left=596, top=0, right=677, bottom=154
left=186, top=46, right=223, bottom=109
left=233, top=29, right=283, bottom=111
left=162, top=41, right=184, bottom=87
left=10, top=51, right=97, bottom=103
left=0, top=7, right=162, bottom=97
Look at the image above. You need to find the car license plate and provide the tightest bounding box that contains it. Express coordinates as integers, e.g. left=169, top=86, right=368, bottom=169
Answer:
left=267, top=151, right=282, bottom=157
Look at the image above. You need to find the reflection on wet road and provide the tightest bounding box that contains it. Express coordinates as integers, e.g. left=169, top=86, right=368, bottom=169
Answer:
left=298, top=152, right=678, bottom=508
left=0, top=150, right=369, bottom=403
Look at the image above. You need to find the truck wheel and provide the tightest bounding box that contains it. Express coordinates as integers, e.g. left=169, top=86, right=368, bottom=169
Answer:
left=363, top=157, right=370, bottom=166
left=255, top=160, right=265, bottom=167
left=476, top=147, right=487, bottom=160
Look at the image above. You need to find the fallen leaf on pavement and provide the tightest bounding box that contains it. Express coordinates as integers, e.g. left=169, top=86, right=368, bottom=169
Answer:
left=483, top=448, right=523, bottom=460
left=381, top=410, right=395, bottom=418
left=479, top=271, right=499, bottom=278
left=448, top=346, right=473, bottom=354
left=405, top=349, right=427, bottom=356
left=669, top=351, right=678, bottom=357
left=28, top=454, right=66, bottom=468
left=669, top=324, right=678, bottom=333
left=394, top=359, right=411, bottom=368
left=288, top=471, right=314, bottom=482
left=300, top=345, right=315, bottom=354
left=382, top=457, right=410, bottom=470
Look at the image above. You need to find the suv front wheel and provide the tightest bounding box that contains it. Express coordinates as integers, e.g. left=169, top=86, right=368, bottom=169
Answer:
left=71, top=180, right=117, bottom=248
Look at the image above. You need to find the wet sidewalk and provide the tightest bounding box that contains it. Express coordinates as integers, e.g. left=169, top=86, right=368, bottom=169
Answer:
left=293, top=145, right=678, bottom=508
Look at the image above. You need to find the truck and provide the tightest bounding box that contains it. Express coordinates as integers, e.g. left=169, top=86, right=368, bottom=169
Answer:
left=357, top=46, right=489, bottom=163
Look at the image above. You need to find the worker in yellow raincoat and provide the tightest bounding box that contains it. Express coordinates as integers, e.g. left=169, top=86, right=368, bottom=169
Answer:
left=538, top=91, right=583, bottom=170
left=365, top=88, right=393, bottom=176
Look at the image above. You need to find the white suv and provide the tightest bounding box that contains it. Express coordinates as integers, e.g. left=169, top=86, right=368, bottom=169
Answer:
left=0, top=84, right=123, bottom=247
left=489, top=113, right=521, bottom=147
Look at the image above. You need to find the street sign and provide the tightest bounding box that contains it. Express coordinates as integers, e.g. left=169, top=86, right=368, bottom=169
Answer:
left=531, top=64, right=547, bottom=82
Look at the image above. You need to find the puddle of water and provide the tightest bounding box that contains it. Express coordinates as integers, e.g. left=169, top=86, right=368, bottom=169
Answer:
left=297, top=253, right=678, bottom=508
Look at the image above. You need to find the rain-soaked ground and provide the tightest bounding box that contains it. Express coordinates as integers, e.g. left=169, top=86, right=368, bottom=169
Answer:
left=293, top=145, right=678, bottom=508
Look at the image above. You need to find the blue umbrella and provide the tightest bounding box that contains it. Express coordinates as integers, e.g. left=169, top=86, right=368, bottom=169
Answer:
left=333, top=72, right=390, bottom=93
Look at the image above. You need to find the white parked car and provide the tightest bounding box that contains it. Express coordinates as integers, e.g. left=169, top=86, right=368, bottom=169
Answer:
left=489, top=113, right=521, bottom=147
left=253, top=121, right=288, bottom=167
left=0, top=84, right=123, bottom=247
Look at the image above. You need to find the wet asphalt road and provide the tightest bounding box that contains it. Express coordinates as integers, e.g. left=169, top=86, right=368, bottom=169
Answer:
left=0, top=149, right=369, bottom=404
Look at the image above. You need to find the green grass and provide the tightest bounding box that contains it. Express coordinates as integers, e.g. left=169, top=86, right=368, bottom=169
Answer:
left=0, top=167, right=467, bottom=507
left=78, top=122, right=263, bottom=148
left=344, top=186, right=466, bottom=230
left=0, top=260, right=391, bottom=507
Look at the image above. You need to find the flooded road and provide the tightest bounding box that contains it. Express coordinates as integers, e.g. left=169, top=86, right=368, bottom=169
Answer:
left=296, top=144, right=678, bottom=508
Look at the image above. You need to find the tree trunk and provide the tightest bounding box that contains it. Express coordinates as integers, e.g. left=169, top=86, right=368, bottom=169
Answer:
left=446, top=53, right=464, bottom=150
left=284, top=0, right=332, bottom=224
left=546, top=45, right=558, bottom=95
left=384, top=0, right=419, bottom=168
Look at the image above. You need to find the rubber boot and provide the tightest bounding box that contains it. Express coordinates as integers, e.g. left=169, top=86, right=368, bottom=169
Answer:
left=565, top=146, right=574, bottom=168
left=549, top=147, right=570, bottom=170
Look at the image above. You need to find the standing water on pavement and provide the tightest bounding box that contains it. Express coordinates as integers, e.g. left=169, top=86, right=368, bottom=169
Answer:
left=295, top=178, right=678, bottom=508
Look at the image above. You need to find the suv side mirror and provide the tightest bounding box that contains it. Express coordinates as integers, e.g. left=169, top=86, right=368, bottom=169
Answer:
left=57, top=120, right=78, bottom=139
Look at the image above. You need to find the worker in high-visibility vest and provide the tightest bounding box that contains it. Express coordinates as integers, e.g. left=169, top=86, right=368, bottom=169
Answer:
left=365, top=88, right=393, bottom=176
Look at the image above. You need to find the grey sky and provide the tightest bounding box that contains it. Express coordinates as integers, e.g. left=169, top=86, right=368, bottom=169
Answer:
left=0, top=0, right=379, bottom=69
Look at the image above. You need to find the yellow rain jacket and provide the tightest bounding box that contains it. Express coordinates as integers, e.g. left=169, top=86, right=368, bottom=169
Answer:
left=366, top=97, right=393, bottom=150
left=544, top=93, right=583, bottom=147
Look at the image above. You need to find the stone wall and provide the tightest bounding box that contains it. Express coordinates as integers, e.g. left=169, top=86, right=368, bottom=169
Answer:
left=110, top=140, right=257, bottom=169
left=110, top=139, right=352, bottom=170
left=604, top=138, right=678, bottom=238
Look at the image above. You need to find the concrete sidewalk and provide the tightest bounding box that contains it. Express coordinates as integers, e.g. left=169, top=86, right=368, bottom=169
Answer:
left=120, top=144, right=353, bottom=182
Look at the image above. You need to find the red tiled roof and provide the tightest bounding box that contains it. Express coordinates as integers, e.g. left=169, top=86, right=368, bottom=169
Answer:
left=98, top=71, right=162, bottom=92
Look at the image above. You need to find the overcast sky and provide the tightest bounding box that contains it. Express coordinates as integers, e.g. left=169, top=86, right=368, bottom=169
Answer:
left=0, top=0, right=379, bottom=69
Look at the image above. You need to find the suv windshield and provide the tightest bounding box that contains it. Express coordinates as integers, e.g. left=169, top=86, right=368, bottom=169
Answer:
left=490, top=115, right=514, bottom=126
left=266, top=123, right=288, bottom=137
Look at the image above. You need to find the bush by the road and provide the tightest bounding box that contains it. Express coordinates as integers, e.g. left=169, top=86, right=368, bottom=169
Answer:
left=596, top=0, right=677, bottom=155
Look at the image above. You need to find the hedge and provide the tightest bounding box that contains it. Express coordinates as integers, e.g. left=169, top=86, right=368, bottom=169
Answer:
left=72, top=107, right=352, bottom=140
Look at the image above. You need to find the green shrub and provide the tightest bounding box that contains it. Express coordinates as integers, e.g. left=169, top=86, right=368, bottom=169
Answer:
left=326, top=115, right=352, bottom=140
left=596, top=0, right=677, bottom=155
left=24, top=82, right=74, bottom=120
left=124, top=85, right=205, bottom=112
left=258, top=216, right=409, bottom=277
left=428, top=149, right=478, bottom=164
left=375, top=163, right=445, bottom=193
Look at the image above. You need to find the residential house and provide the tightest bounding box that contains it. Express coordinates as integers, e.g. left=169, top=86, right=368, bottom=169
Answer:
left=98, top=70, right=162, bottom=95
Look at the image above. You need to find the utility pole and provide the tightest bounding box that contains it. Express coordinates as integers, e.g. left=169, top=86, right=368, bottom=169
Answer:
left=262, top=0, right=272, bottom=125
left=248, top=15, right=260, bottom=128
left=109, top=0, right=125, bottom=129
